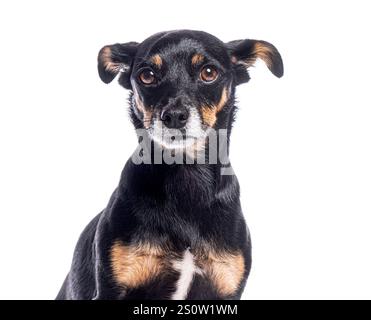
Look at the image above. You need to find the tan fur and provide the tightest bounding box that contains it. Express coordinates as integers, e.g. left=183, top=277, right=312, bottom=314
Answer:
left=250, top=42, right=274, bottom=69
left=142, top=110, right=153, bottom=129
left=197, top=249, right=245, bottom=296
left=201, top=87, right=229, bottom=127
left=151, top=54, right=163, bottom=68
left=201, top=108, right=218, bottom=128
left=111, top=240, right=244, bottom=297
left=191, top=53, right=204, bottom=65
left=110, top=241, right=164, bottom=288
left=133, top=89, right=153, bottom=129
left=100, top=46, right=121, bottom=73
left=236, top=41, right=274, bottom=69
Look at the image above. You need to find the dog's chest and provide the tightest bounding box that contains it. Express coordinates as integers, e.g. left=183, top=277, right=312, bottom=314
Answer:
left=110, top=241, right=245, bottom=299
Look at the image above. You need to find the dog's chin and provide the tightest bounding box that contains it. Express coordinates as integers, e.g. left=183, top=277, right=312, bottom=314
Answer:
left=152, top=136, right=205, bottom=151
left=149, top=132, right=207, bottom=150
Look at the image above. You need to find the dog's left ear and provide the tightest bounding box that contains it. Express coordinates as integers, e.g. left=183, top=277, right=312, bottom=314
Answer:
left=227, top=39, right=283, bottom=84
left=97, top=42, right=138, bottom=88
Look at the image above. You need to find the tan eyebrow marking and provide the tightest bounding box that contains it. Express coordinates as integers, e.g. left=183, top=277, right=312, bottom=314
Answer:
left=191, top=53, right=204, bottom=66
left=150, top=54, right=163, bottom=68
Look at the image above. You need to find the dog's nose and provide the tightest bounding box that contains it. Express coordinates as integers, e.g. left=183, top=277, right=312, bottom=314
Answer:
left=160, top=108, right=189, bottom=129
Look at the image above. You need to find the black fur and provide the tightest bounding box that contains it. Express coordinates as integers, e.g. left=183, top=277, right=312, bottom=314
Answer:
left=57, top=30, right=283, bottom=300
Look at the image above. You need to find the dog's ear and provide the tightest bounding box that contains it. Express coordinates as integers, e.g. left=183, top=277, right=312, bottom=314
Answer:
left=227, top=39, right=283, bottom=84
left=97, top=42, right=138, bottom=87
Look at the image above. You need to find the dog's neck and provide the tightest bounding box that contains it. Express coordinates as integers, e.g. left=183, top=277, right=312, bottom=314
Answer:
left=119, top=141, right=236, bottom=211
left=120, top=95, right=238, bottom=207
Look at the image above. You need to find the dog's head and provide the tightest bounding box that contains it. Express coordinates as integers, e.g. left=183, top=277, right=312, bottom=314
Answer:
left=98, top=30, right=283, bottom=149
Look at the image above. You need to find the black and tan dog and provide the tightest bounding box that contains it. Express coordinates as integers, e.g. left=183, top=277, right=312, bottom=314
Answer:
left=57, top=30, right=283, bottom=300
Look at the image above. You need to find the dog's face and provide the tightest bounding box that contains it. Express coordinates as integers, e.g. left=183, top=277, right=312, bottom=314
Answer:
left=98, top=30, right=283, bottom=149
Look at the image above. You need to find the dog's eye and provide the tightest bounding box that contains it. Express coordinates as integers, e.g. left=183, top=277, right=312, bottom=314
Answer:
left=200, top=66, right=218, bottom=83
left=139, top=69, right=156, bottom=85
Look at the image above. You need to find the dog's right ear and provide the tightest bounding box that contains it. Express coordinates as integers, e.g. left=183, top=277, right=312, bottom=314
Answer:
left=97, top=42, right=138, bottom=88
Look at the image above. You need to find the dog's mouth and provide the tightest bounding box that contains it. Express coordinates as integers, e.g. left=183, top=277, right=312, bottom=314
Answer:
left=146, top=109, right=209, bottom=150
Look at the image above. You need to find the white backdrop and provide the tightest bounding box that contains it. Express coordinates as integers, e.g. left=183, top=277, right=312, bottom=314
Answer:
left=0, top=0, right=370, bottom=299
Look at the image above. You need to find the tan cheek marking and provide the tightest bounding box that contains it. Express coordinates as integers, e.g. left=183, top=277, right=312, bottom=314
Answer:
left=133, top=91, right=153, bottom=129
left=215, top=87, right=229, bottom=112
left=200, top=108, right=217, bottom=128
left=110, top=241, right=164, bottom=288
left=200, top=87, right=229, bottom=127
left=191, top=53, right=204, bottom=66
left=142, top=109, right=153, bottom=129
left=150, top=54, right=162, bottom=68
left=199, top=250, right=245, bottom=297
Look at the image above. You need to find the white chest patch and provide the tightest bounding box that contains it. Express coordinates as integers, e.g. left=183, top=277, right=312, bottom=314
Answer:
left=171, top=248, right=201, bottom=300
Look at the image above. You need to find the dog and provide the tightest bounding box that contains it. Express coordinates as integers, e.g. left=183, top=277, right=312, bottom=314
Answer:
left=56, top=30, right=283, bottom=300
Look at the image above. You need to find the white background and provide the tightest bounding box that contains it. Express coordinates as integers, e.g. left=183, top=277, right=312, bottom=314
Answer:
left=0, top=0, right=370, bottom=300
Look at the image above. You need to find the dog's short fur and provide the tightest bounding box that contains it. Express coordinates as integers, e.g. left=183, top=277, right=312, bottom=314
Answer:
left=56, top=30, right=283, bottom=300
